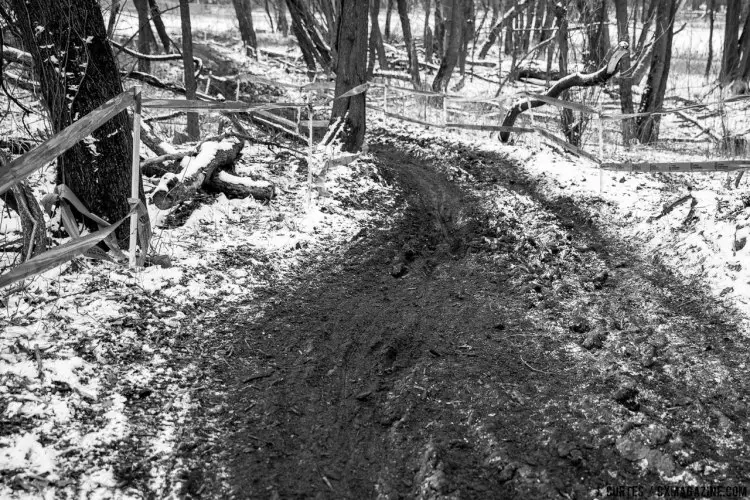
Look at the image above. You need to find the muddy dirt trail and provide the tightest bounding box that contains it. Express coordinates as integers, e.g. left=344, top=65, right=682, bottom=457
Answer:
left=199, top=132, right=750, bottom=499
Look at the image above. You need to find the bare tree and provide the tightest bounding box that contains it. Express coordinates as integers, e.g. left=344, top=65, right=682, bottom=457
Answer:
left=286, top=0, right=332, bottom=71
left=134, top=0, right=155, bottom=71
left=636, top=0, right=677, bottom=143
left=277, top=0, right=290, bottom=36
left=179, top=0, right=200, bottom=140
left=148, top=0, right=172, bottom=52
left=367, top=0, right=388, bottom=76
left=233, top=0, right=258, bottom=54
left=330, top=0, right=368, bottom=152
left=7, top=0, right=149, bottom=242
left=397, top=0, right=421, bottom=87
left=432, top=0, right=463, bottom=91
left=614, top=0, right=635, bottom=143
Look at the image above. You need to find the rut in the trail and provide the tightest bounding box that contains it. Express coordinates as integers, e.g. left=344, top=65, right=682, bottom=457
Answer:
left=216, top=133, right=750, bottom=499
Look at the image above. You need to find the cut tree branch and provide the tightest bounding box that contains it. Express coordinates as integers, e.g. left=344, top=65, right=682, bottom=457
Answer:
left=499, top=46, right=629, bottom=143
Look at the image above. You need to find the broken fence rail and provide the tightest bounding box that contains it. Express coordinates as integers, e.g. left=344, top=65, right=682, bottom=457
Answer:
left=600, top=161, right=750, bottom=172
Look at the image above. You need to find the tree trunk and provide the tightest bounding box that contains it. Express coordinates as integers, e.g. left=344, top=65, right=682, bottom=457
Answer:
left=321, top=0, right=337, bottom=45
left=424, top=0, right=433, bottom=62
left=277, top=0, right=290, bottom=36
left=152, top=138, right=245, bottom=209
left=705, top=0, right=714, bottom=79
left=521, top=0, right=534, bottom=52
left=721, top=0, right=741, bottom=84
left=179, top=0, right=200, bottom=140
left=432, top=0, right=462, bottom=91
left=107, top=0, right=121, bottom=39
left=368, top=0, right=388, bottom=76
left=576, top=0, right=610, bottom=72
left=6, top=181, right=47, bottom=261
left=397, top=0, right=422, bottom=87
left=435, top=0, right=444, bottom=59
left=264, top=0, right=276, bottom=32
left=636, top=0, right=677, bottom=143
left=232, top=0, right=258, bottom=53
left=134, top=0, right=155, bottom=72
left=532, top=0, right=546, bottom=45
left=385, top=0, right=394, bottom=39
left=614, top=0, right=635, bottom=144
left=330, top=0, right=368, bottom=152
left=7, top=0, right=148, bottom=243
left=286, top=0, right=333, bottom=71
left=478, top=0, right=525, bottom=59
left=148, top=0, right=171, bottom=53
left=555, top=2, right=577, bottom=145
left=458, top=0, right=474, bottom=76
left=736, top=8, right=750, bottom=80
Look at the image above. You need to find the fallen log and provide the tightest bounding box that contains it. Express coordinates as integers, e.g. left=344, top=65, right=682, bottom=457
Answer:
left=3, top=46, right=33, bottom=66
left=140, top=120, right=179, bottom=157
left=499, top=46, right=629, bottom=143
left=151, top=138, right=244, bottom=209
left=4, top=71, right=39, bottom=93
left=207, top=170, right=275, bottom=200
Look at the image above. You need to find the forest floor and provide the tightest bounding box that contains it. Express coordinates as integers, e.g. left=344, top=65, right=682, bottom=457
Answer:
left=174, top=124, right=750, bottom=499
left=3, top=24, right=750, bottom=500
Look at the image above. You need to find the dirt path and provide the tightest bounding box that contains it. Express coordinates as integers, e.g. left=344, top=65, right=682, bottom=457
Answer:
left=189, top=131, right=750, bottom=499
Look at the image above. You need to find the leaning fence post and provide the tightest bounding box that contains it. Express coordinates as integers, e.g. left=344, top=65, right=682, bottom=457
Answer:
left=129, top=86, right=142, bottom=268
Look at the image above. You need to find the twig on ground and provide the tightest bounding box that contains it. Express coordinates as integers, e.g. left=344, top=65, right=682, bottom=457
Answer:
left=519, top=354, right=554, bottom=374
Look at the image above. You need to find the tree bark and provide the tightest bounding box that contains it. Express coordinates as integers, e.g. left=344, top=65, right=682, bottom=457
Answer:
left=397, top=0, right=422, bottom=87
left=614, top=0, right=635, bottom=144
left=636, top=0, right=677, bottom=143
left=385, top=0, right=394, bottom=39
left=152, top=138, right=244, bottom=209
left=576, top=0, right=610, bottom=72
left=277, top=0, right=290, bottom=36
left=286, top=0, right=333, bottom=71
left=179, top=0, right=200, bottom=140
left=705, top=0, right=714, bottom=79
left=368, top=0, right=388, bottom=77
left=330, top=0, right=368, bottom=152
left=432, top=0, right=462, bottom=91
left=232, top=0, right=258, bottom=53
left=7, top=0, right=148, bottom=244
left=424, top=0, right=434, bottom=62
left=207, top=170, right=275, bottom=200
left=107, top=0, right=121, bottom=39
left=478, top=0, right=527, bottom=59
left=721, top=0, right=741, bottom=84
left=555, top=2, right=577, bottom=145
left=435, top=0, right=444, bottom=59
left=148, top=0, right=171, bottom=53
left=134, top=0, right=155, bottom=72
left=458, top=0, right=474, bottom=76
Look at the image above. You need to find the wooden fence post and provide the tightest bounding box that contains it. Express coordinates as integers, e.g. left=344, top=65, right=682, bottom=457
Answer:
left=129, top=86, right=142, bottom=268
left=596, top=99, right=604, bottom=194
left=383, top=85, right=389, bottom=124
left=307, top=103, right=314, bottom=206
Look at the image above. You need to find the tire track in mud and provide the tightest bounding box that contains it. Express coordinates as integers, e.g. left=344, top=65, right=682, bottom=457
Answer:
left=214, top=131, right=750, bottom=499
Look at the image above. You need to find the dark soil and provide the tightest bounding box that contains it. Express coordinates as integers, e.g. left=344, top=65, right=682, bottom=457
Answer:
left=184, top=130, right=750, bottom=499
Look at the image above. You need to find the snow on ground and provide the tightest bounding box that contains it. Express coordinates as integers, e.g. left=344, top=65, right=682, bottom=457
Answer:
left=0, top=138, right=393, bottom=497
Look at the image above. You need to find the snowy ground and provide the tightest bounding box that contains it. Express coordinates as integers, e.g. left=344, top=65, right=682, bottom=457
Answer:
left=0, top=136, right=393, bottom=497
left=3, top=7, right=750, bottom=497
